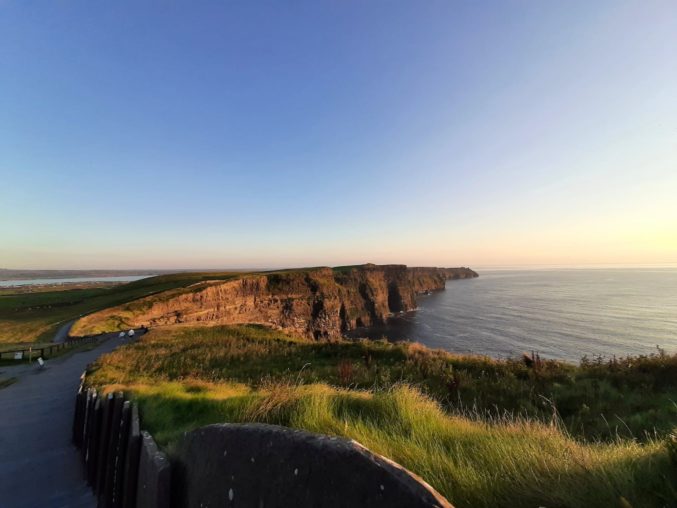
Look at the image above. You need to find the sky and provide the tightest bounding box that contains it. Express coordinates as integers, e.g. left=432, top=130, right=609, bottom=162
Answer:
left=1, top=1, right=676, bottom=270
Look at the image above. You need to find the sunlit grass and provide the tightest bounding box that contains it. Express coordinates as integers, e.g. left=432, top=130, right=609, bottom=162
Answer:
left=89, top=325, right=677, bottom=441
left=96, top=379, right=676, bottom=508
left=85, top=325, right=677, bottom=507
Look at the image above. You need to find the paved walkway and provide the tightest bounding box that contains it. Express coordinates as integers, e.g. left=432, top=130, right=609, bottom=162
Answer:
left=53, top=320, right=75, bottom=344
left=0, top=334, right=125, bottom=508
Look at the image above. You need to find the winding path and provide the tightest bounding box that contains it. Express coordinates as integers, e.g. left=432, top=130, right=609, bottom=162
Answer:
left=0, top=333, right=124, bottom=508
left=53, top=320, right=76, bottom=344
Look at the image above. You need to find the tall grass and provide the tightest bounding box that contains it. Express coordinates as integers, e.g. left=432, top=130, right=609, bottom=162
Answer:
left=89, top=325, right=677, bottom=441
left=99, top=380, right=676, bottom=508
left=86, top=325, right=677, bottom=507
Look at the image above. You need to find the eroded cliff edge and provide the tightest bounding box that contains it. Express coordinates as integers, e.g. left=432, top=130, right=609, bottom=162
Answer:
left=71, top=264, right=478, bottom=339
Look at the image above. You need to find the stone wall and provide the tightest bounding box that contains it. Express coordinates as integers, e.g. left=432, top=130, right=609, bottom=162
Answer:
left=72, top=383, right=170, bottom=508
left=73, top=388, right=453, bottom=508
left=172, top=423, right=452, bottom=508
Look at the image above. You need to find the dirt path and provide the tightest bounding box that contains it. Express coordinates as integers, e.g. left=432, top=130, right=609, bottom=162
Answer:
left=0, top=334, right=126, bottom=508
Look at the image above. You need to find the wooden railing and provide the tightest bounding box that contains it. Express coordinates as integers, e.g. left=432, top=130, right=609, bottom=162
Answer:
left=0, top=335, right=98, bottom=361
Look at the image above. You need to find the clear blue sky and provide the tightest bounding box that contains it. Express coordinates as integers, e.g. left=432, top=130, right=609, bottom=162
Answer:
left=1, top=1, right=676, bottom=269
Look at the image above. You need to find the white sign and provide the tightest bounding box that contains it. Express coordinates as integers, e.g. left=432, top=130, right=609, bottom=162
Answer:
left=14, top=352, right=23, bottom=360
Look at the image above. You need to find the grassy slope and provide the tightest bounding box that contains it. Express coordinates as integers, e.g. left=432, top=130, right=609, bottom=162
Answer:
left=87, top=325, right=677, bottom=508
left=0, top=272, right=245, bottom=344
left=88, top=325, right=677, bottom=441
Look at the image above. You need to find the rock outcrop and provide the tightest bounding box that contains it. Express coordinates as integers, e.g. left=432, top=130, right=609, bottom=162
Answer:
left=174, top=423, right=453, bottom=508
left=72, top=265, right=477, bottom=340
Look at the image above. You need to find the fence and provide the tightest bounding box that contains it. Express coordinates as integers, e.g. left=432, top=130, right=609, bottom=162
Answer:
left=72, top=380, right=171, bottom=508
left=0, top=335, right=99, bottom=361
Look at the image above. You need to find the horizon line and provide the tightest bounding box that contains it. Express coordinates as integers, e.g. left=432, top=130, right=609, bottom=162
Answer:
left=2, top=261, right=677, bottom=274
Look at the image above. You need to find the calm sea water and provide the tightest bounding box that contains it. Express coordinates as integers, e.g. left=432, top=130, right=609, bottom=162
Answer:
left=354, top=269, right=677, bottom=362
left=0, top=275, right=151, bottom=288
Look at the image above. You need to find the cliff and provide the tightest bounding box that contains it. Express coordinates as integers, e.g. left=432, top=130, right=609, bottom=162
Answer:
left=71, top=264, right=478, bottom=339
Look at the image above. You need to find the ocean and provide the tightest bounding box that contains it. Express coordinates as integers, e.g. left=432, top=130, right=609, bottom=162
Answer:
left=354, top=268, right=677, bottom=362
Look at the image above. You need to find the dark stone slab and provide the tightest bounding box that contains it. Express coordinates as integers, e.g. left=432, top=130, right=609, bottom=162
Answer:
left=95, top=393, right=114, bottom=494
left=72, top=388, right=86, bottom=446
left=122, top=404, right=142, bottom=508
left=136, top=431, right=170, bottom=508
left=83, top=389, right=97, bottom=462
left=86, top=396, right=102, bottom=485
left=173, top=423, right=452, bottom=508
left=80, top=388, right=94, bottom=459
left=101, top=393, right=124, bottom=507
left=112, top=400, right=132, bottom=508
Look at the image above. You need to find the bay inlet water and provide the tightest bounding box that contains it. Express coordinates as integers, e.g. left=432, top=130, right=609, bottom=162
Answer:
left=0, top=275, right=151, bottom=288
left=355, top=268, right=677, bottom=362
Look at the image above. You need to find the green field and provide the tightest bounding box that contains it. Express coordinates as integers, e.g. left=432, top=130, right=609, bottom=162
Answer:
left=0, top=272, right=244, bottom=344
left=86, top=325, right=677, bottom=508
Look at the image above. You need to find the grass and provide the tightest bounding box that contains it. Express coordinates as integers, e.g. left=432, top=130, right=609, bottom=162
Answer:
left=88, top=325, right=677, bottom=441
left=0, top=271, right=245, bottom=344
left=0, top=281, right=122, bottom=296
left=86, top=325, right=677, bottom=508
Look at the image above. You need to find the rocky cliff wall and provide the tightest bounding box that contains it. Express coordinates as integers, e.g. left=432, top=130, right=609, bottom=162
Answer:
left=72, top=265, right=477, bottom=339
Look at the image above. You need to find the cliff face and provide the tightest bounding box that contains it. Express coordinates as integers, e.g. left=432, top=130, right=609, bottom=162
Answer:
left=72, top=265, right=478, bottom=339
